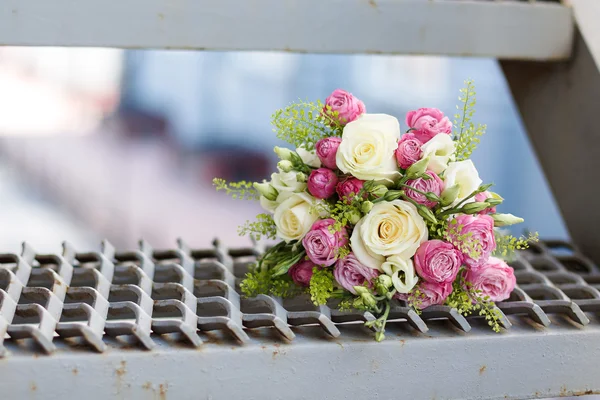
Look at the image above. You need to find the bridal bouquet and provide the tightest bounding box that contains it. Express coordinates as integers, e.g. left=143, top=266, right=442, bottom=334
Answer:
left=214, top=80, right=536, bottom=341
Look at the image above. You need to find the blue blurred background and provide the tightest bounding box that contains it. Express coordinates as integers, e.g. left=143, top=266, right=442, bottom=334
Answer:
left=0, top=48, right=568, bottom=253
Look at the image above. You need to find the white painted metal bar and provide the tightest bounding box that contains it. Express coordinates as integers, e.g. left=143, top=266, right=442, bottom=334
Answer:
left=1, top=320, right=599, bottom=399
left=0, top=0, right=573, bottom=60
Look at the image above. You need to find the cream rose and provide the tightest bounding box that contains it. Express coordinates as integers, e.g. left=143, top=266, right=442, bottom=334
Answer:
left=273, top=193, right=319, bottom=242
left=443, top=160, right=482, bottom=207
left=420, top=133, right=456, bottom=174
left=260, top=191, right=293, bottom=213
left=258, top=170, right=307, bottom=213
left=336, top=114, right=401, bottom=183
left=381, top=256, right=419, bottom=294
left=296, top=147, right=321, bottom=168
left=351, top=200, right=428, bottom=270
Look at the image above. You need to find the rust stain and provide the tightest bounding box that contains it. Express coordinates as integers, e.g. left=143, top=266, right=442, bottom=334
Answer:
left=30, top=382, right=37, bottom=392
left=368, top=0, right=377, bottom=8
left=272, top=350, right=279, bottom=359
left=116, top=360, right=127, bottom=377
left=560, top=385, right=568, bottom=396
left=142, top=382, right=152, bottom=390
left=203, top=333, right=224, bottom=345
left=335, top=342, right=344, bottom=350
left=400, top=339, right=406, bottom=347
left=72, top=367, right=79, bottom=375
left=159, top=383, right=168, bottom=400
left=559, top=388, right=600, bottom=397
left=479, top=365, right=487, bottom=375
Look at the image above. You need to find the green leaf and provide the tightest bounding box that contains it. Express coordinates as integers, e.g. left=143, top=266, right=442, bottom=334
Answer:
left=309, top=267, right=335, bottom=305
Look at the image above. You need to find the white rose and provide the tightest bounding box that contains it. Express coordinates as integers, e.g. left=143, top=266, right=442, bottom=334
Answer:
left=381, top=256, right=419, bottom=294
left=443, top=160, right=482, bottom=207
left=271, top=170, right=306, bottom=194
left=336, top=113, right=401, bottom=184
left=259, top=191, right=294, bottom=213
left=420, top=134, right=456, bottom=174
left=273, top=193, right=319, bottom=242
left=351, top=200, right=428, bottom=270
left=296, top=147, right=321, bottom=168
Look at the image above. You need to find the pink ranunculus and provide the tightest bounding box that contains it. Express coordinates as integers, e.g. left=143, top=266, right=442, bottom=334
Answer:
left=395, top=281, right=453, bottom=310
left=405, top=171, right=444, bottom=208
left=323, top=89, right=366, bottom=125
left=307, top=168, right=339, bottom=199
left=315, top=137, right=342, bottom=170
left=474, top=191, right=497, bottom=215
left=414, top=240, right=463, bottom=283
left=395, top=133, right=423, bottom=169
left=449, top=214, right=497, bottom=269
left=405, top=108, right=452, bottom=143
left=302, top=219, right=348, bottom=266
left=288, top=259, right=316, bottom=286
left=464, top=257, right=516, bottom=302
left=334, top=253, right=380, bottom=294
left=336, top=177, right=365, bottom=204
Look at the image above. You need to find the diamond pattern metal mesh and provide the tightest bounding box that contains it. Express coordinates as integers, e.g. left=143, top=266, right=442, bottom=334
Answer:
left=0, top=238, right=597, bottom=356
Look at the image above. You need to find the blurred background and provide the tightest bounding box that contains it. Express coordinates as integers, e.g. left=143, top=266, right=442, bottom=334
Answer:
left=0, top=47, right=569, bottom=254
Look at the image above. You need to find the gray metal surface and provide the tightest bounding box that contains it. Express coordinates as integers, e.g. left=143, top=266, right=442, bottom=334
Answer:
left=501, top=17, right=600, bottom=266
left=0, top=239, right=598, bottom=398
left=1, top=313, right=599, bottom=399
left=0, top=0, right=573, bottom=60
left=0, top=238, right=598, bottom=355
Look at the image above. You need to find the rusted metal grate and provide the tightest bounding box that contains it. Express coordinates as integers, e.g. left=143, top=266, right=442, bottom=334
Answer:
left=0, top=238, right=598, bottom=357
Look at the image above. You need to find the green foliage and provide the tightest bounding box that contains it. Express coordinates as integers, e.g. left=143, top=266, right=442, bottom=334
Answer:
left=272, top=100, right=343, bottom=150
left=238, top=213, right=277, bottom=241
left=213, top=178, right=259, bottom=200
left=240, top=266, right=301, bottom=298
left=427, top=219, right=449, bottom=241
left=405, top=288, right=425, bottom=314
left=258, top=241, right=306, bottom=277
left=453, top=79, right=487, bottom=161
left=309, top=267, right=335, bottom=305
left=494, top=231, right=539, bottom=260
left=445, top=218, right=483, bottom=260
left=445, top=271, right=503, bottom=332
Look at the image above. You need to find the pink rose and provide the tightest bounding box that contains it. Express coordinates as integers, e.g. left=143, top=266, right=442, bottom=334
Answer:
left=449, top=215, right=496, bottom=269
left=405, top=171, right=444, bottom=208
left=288, top=259, right=315, bottom=286
left=307, top=168, right=339, bottom=199
left=302, top=219, right=348, bottom=266
left=334, top=253, right=380, bottom=294
left=323, top=89, right=365, bottom=125
left=315, top=137, right=342, bottom=170
left=464, top=257, right=516, bottom=302
left=414, top=240, right=463, bottom=283
left=395, top=281, right=453, bottom=310
left=336, top=178, right=365, bottom=204
left=395, top=133, right=423, bottom=169
left=474, top=191, right=497, bottom=215
left=405, top=108, right=452, bottom=143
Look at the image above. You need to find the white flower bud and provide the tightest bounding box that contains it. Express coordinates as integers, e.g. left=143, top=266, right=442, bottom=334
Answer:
left=253, top=182, right=278, bottom=201
left=277, top=160, right=294, bottom=173
left=491, top=213, right=524, bottom=227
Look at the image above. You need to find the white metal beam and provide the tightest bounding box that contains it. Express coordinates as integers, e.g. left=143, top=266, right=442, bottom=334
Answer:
left=0, top=0, right=573, bottom=60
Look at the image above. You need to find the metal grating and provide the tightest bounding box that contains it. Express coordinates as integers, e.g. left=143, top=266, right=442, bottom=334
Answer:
left=0, top=238, right=598, bottom=357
